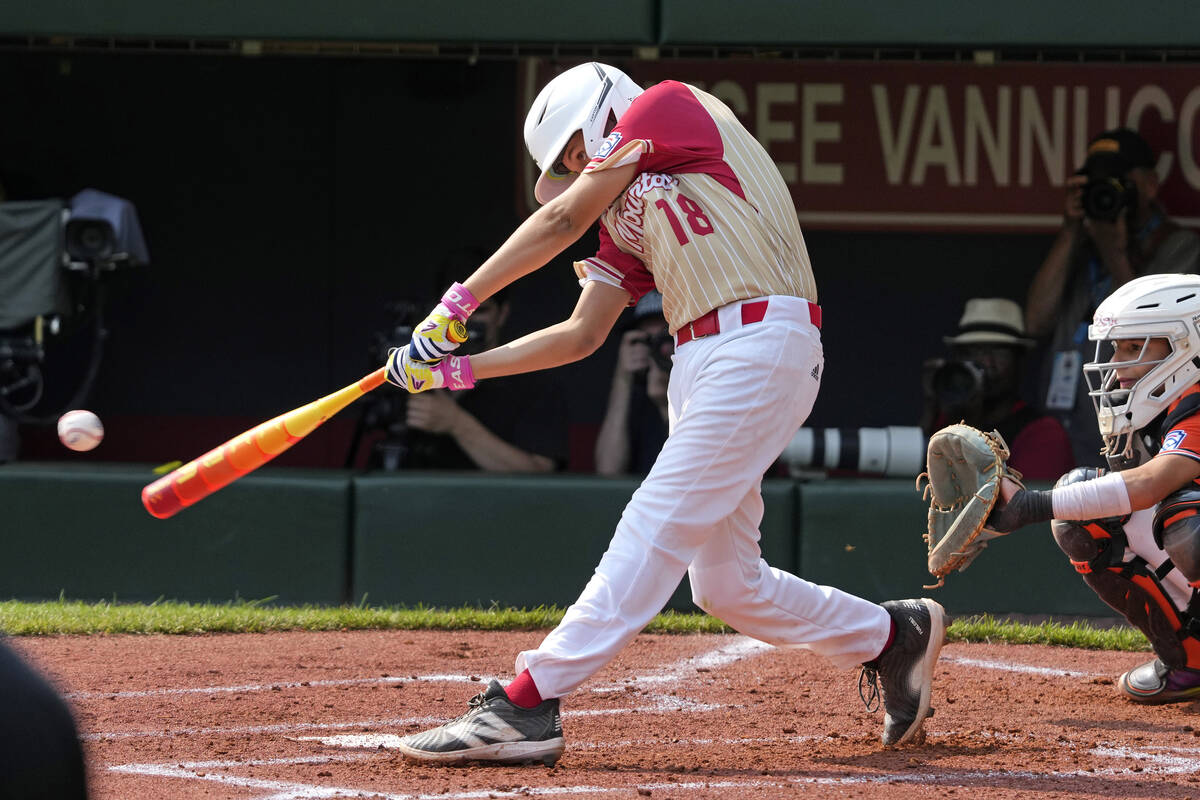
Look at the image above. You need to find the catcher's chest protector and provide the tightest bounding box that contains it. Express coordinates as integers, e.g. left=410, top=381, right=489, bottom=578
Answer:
left=1053, top=512, right=1200, bottom=670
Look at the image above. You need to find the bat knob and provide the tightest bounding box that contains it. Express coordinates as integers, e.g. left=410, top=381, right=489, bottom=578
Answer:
left=449, top=319, right=469, bottom=344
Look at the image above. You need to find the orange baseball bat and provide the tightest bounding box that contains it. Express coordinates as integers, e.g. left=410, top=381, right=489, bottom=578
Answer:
left=141, top=367, right=387, bottom=519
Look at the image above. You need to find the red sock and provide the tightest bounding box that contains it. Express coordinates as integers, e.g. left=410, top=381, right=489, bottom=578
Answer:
left=504, top=669, right=544, bottom=709
left=872, top=619, right=897, bottom=662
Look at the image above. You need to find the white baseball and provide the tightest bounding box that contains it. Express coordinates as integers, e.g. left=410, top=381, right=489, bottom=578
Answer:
left=57, top=409, right=104, bottom=452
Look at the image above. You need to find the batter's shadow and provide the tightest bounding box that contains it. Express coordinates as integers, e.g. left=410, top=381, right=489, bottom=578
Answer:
left=815, top=739, right=1012, bottom=770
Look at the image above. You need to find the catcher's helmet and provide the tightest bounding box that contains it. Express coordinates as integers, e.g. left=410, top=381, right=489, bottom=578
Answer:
left=1085, top=273, right=1200, bottom=462
left=523, top=62, right=643, bottom=205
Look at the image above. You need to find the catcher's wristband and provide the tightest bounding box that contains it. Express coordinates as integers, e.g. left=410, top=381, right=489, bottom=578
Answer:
left=1051, top=471, right=1131, bottom=520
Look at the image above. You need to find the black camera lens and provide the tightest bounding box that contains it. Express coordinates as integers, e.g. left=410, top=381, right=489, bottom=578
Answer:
left=1081, top=176, right=1129, bottom=222
left=65, top=219, right=116, bottom=260
left=932, top=360, right=984, bottom=410
left=648, top=331, right=674, bottom=372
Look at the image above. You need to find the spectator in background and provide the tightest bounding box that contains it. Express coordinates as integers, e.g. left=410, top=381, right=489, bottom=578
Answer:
left=922, top=298, right=1074, bottom=482
left=399, top=284, right=568, bottom=472
left=1026, top=128, right=1200, bottom=467
left=594, top=291, right=671, bottom=475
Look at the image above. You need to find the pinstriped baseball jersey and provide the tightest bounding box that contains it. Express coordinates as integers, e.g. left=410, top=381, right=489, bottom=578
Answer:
left=573, top=81, right=817, bottom=334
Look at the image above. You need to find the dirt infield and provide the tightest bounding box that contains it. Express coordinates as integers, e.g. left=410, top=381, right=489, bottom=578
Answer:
left=12, top=629, right=1200, bottom=799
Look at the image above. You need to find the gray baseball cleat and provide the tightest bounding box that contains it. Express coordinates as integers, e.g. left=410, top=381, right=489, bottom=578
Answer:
left=1118, top=658, right=1200, bottom=705
left=859, top=598, right=947, bottom=747
left=398, top=680, right=564, bottom=766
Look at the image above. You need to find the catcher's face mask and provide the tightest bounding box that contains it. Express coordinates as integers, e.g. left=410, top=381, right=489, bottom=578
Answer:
left=1085, top=335, right=1178, bottom=457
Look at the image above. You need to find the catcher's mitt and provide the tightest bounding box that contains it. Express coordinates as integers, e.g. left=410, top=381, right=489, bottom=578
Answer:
left=916, top=423, right=1025, bottom=588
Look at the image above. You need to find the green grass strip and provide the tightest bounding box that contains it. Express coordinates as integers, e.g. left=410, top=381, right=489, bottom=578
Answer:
left=0, top=599, right=1152, bottom=652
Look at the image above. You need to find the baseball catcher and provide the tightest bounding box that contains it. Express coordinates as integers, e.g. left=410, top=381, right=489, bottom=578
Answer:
left=969, top=274, right=1200, bottom=705
left=919, top=424, right=1025, bottom=588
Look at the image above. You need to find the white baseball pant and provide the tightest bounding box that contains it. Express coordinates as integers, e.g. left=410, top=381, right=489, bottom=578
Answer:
left=517, top=295, right=892, bottom=699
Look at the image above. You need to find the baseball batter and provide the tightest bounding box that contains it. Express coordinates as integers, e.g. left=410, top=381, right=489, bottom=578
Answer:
left=387, top=63, right=946, bottom=765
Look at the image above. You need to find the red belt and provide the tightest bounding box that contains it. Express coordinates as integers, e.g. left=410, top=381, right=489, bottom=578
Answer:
left=675, top=299, right=821, bottom=346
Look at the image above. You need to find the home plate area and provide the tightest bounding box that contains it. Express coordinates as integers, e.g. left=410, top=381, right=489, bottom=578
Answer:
left=15, top=629, right=1200, bottom=799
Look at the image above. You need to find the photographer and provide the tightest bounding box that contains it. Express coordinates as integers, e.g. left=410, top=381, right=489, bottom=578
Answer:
left=398, top=286, right=566, bottom=472
left=922, top=298, right=1073, bottom=481
left=594, top=291, right=671, bottom=475
left=1026, top=128, right=1200, bottom=467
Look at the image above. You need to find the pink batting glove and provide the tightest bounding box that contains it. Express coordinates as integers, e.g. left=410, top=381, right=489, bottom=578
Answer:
left=386, top=346, right=476, bottom=392
left=440, top=282, right=479, bottom=320
left=409, top=282, right=481, bottom=363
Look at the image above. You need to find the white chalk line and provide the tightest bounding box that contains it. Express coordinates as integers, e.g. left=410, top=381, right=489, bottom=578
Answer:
left=592, top=636, right=771, bottom=690
left=87, top=636, right=762, bottom=741
left=79, top=637, right=772, bottom=702
left=84, top=716, right=442, bottom=742
left=941, top=655, right=1097, bottom=678
left=294, top=732, right=826, bottom=751
left=68, top=673, right=481, bottom=700
left=85, top=698, right=724, bottom=742
left=81, top=644, right=1093, bottom=706
left=109, top=740, right=1200, bottom=800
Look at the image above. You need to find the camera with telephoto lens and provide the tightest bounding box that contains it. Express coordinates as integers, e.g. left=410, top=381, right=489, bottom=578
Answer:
left=1079, top=163, right=1138, bottom=222
left=783, top=426, right=926, bottom=478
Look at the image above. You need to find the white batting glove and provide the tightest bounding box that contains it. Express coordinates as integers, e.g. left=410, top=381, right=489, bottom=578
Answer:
left=409, top=282, right=479, bottom=363
left=386, top=346, right=475, bottom=393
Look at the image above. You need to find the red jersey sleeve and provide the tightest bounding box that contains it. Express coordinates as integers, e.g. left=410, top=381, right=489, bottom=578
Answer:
left=584, top=81, right=746, bottom=201
left=573, top=223, right=656, bottom=305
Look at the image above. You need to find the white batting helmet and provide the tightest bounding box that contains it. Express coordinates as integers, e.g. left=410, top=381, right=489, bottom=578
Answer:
left=524, top=62, right=644, bottom=205
left=1085, top=273, right=1200, bottom=461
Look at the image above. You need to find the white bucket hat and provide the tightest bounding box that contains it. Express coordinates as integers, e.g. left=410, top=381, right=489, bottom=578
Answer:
left=943, top=298, right=1035, bottom=349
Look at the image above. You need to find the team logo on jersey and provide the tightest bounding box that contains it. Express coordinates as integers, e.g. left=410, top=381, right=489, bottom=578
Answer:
left=596, top=132, right=622, bottom=159
left=1164, top=430, right=1186, bottom=451
left=612, top=173, right=680, bottom=254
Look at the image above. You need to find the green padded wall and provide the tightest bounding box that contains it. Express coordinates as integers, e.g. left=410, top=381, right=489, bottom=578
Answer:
left=0, top=464, right=1127, bottom=617
left=5, top=0, right=1194, bottom=47
left=0, top=463, right=352, bottom=604
left=798, top=479, right=1112, bottom=616
left=659, top=0, right=1200, bottom=47
left=352, top=474, right=797, bottom=611
left=0, top=0, right=657, bottom=43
